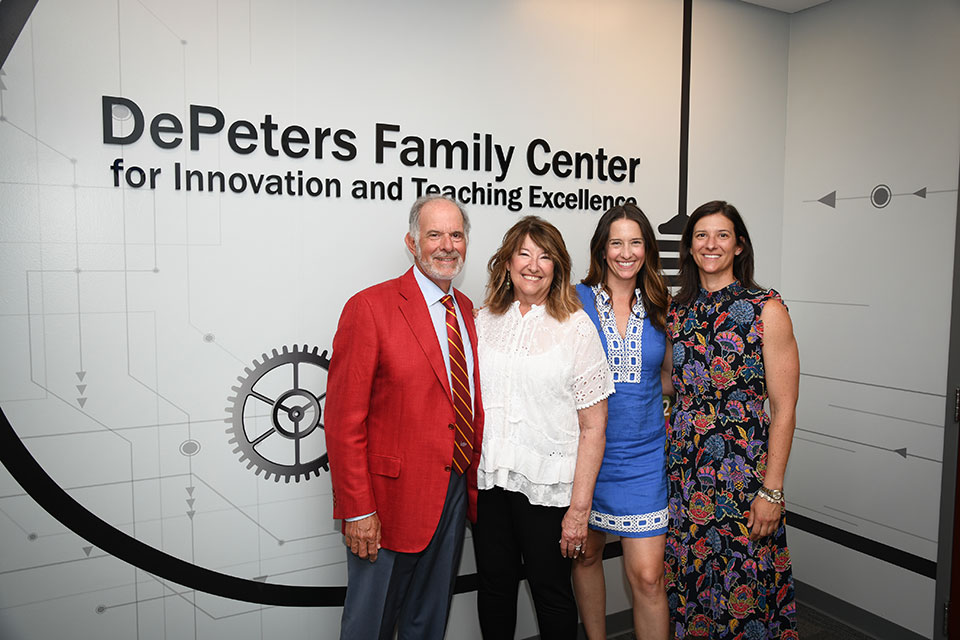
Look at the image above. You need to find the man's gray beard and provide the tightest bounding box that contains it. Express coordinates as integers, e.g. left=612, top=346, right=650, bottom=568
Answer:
left=416, top=243, right=464, bottom=282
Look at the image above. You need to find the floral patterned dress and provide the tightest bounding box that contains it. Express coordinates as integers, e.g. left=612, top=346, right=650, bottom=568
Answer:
left=665, top=281, right=797, bottom=639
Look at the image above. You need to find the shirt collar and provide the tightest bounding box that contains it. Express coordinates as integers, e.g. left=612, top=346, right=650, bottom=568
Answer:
left=590, top=284, right=646, bottom=319
left=509, top=299, right=546, bottom=317
left=412, top=264, right=452, bottom=306
left=696, top=279, right=744, bottom=305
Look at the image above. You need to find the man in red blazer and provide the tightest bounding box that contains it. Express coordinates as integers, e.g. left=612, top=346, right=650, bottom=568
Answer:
left=326, top=195, right=484, bottom=639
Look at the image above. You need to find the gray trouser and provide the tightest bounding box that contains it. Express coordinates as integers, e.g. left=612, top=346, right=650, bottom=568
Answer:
left=339, top=472, right=467, bottom=640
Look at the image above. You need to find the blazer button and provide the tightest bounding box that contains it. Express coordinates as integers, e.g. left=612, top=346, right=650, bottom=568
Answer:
left=448, top=423, right=455, bottom=430
left=444, top=465, right=452, bottom=472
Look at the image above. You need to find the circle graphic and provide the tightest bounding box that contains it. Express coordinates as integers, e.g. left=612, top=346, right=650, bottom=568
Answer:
left=179, top=439, right=201, bottom=456
left=870, top=184, right=892, bottom=208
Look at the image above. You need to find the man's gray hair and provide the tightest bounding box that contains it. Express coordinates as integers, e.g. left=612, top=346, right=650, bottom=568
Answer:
left=408, top=195, right=470, bottom=242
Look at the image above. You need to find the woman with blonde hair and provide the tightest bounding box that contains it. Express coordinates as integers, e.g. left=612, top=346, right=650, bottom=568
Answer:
left=474, top=215, right=613, bottom=640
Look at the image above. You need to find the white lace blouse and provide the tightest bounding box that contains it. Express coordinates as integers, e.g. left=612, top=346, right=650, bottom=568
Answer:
left=476, top=302, right=614, bottom=507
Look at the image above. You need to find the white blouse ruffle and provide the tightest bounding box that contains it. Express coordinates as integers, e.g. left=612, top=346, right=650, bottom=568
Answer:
left=476, top=302, right=614, bottom=507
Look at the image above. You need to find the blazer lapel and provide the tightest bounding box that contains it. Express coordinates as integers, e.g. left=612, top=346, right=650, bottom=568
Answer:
left=398, top=268, right=453, bottom=405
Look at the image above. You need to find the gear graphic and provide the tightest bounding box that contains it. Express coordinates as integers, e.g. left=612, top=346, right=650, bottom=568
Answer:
left=226, top=344, right=331, bottom=482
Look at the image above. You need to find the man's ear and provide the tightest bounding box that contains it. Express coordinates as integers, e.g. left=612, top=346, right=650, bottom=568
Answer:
left=405, top=233, right=417, bottom=256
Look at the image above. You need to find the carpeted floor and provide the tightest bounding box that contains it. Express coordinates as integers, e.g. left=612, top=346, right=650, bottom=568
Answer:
left=794, top=603, right=876, bottom=640
left=605, top=602, right=875, bottom=639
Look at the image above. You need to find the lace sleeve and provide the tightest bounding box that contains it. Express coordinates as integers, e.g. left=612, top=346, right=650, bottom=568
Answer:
left=570, top=312, right=615, bottom=409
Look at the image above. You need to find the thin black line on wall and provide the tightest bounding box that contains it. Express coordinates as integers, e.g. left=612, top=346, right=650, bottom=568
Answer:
left=0, top=0, right=37, bottom=68
left=677, top=0, right=692, bottom=218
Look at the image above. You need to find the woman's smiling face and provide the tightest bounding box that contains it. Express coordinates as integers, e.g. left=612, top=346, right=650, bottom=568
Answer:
left=509, top=234, right=554, bottom=307
left=604, top=217, right=645, bottom=286
left=691, top=212, right=742, bottom=280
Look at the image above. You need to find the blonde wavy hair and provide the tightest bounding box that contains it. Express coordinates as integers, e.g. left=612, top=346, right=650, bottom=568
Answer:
left=484, top=216, right=581, bottom=321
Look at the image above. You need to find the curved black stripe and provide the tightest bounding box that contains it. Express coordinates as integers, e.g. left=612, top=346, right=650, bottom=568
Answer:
left=0, top=405, right=346, bottom=606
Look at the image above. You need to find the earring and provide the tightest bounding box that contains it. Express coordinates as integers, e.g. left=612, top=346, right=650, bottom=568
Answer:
left=505, top=272, right=512, bottom=289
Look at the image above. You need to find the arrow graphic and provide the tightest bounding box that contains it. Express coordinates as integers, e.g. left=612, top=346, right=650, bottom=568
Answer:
left=808, top=185, right=958, bottom=209
left=185, top=486, right=197, bottom=520
left=796, top=427, right=940, bottom=463
left=75, top=371, right=87, bottom=408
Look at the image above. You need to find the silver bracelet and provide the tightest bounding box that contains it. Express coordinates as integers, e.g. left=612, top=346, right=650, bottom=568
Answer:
left=756, top=487, right=783, bottom=504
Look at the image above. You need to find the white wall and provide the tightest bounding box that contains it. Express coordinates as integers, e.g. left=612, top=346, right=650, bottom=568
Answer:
left=779, top=0, right=960, bottom=636
left=688, top=0, right=790, bottom=285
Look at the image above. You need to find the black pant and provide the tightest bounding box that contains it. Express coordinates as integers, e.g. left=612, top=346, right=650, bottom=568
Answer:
left=473, top=487, right=577, bottom=640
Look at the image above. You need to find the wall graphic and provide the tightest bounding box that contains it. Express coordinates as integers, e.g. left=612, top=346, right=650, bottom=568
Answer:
left=226, top=345, right=331, bottom=483
left=0, top=1, right=683, bottom=638
left=4, top=0, right=957, bottom=638
left=777, top=1, right=960, bottom=635
left=811, top=184, right=953, bottom=211
left=788, top=177, right=957, bottom=584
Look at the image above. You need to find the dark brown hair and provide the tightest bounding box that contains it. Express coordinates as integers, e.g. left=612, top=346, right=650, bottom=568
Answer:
left=484, top=216, right=581, bottom=321
left=674, top=200, right=760, bottom=307
left=581, top=203, right=668, bottom=331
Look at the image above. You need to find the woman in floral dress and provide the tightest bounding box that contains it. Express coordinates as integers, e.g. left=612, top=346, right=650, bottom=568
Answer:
left=662, top=201, right=800, bottom=639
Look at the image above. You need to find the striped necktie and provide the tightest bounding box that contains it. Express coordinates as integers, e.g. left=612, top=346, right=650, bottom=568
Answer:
left=441, top=295, right=474, bottom=475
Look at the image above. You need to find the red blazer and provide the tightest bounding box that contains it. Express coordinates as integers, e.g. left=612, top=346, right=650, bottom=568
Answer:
left=325, top=267, right=484, bottom=553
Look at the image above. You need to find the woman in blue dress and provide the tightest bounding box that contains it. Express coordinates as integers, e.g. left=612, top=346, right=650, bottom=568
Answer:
left=573, top=204, right=671, bottom=640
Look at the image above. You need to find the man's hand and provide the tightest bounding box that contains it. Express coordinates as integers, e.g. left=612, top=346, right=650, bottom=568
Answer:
left=344, top=513, right=382, bottom=562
